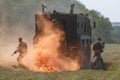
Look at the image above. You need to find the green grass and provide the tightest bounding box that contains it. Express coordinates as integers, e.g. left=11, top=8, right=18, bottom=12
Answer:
left=0, top=44, right=120, bottom=80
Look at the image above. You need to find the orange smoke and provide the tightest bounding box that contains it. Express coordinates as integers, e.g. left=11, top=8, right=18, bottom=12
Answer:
left=22, top=13, right=81, bottom=72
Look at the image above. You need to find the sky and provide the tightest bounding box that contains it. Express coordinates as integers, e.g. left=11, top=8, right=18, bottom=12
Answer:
left=77, top=0, right=120, bottom=22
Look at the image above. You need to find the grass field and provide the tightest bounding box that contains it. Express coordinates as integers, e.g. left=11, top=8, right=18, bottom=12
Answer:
left=0, top=44, right=120, bottom=80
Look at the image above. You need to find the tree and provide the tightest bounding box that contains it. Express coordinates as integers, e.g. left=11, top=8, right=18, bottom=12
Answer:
left=0, top=0, right=114, bottom=43
left=89, top=10, right=113, bottom=43
left=111, top=26, right=120, bottom=43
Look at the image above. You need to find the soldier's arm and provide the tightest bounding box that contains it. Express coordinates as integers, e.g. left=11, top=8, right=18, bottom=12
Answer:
left=11, top=50, right=18, bottom=56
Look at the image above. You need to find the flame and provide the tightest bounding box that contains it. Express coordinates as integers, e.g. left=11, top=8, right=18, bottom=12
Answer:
left=22, top=13, right=81, bottom=72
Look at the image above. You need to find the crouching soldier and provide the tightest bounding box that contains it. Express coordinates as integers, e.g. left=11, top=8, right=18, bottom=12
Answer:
left=12, top=37, right=27, bottom=67
left=91, top=38, right=106, bottom=70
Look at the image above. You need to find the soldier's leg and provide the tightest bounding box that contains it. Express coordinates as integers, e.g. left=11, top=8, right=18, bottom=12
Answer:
left=92, top=57, right=99, bottom=69
left=99, top=57, right=106, bottom=70
left=92, top=51, right=100, bottom=69
left=17, top=56, right=22, bottom=66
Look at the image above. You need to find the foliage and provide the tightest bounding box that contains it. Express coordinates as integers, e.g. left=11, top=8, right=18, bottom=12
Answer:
left=88, top=10, right=113, bottom=43
left=0, top=0, right=114, bottom=43
left=111, top=26, right=120, bottom=43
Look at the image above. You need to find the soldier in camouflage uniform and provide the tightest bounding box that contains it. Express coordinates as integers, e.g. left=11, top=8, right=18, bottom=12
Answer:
left=92, top=38, right=106, bottom=70
left=13, top=38, right=27, bottom=67
left=42, top=3, right=47, bottom=13
left=70, top=4, right=75, bottom=14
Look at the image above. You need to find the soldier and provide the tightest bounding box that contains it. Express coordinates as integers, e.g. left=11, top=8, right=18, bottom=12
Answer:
left=92, top=38, right=106, bottom=70
left=12, top=37, right=27, bottom=67
left=42, top=3, right=47, bottom=13
left=70, top=4, right=75, bottom=14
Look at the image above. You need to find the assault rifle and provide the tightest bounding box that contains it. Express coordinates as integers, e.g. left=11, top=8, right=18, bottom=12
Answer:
left=11, top=50, right=18, bottom=56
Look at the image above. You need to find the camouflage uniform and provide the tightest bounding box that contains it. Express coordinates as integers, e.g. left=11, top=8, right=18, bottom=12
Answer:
left=92, top=40, right=106, bottom=70
left=17, top=39, right=27, bottom=66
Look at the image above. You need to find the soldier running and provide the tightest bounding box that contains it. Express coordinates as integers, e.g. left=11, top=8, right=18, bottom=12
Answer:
left=92, top=38, right=106, bottom=70
left=12, top=37, right=27, bottom=67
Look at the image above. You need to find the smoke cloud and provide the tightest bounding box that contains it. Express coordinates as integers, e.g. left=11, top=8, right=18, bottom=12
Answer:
left=0, top=6, right=34, bottom=68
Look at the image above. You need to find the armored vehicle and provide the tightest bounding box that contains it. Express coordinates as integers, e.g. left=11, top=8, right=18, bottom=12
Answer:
left=34, top=11, right=93, bottom=68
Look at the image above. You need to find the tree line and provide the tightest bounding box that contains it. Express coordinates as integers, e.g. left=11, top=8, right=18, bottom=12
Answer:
left=0, top=0, right=115, bottom=43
